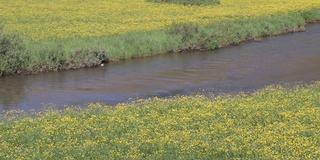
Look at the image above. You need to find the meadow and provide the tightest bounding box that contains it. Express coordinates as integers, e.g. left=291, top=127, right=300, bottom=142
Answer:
left=2, top=0, right=319, bottom=40
left=0, top=82, right=319, bottom=159
left=1, top=1, right=320, bottom=159
left=0, top=0, right=320, bottom=75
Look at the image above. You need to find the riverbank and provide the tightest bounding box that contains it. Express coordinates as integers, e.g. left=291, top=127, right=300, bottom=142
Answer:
left=1, top=82, right=319, bottom=159
left=0, top=0, right=320, bottom=76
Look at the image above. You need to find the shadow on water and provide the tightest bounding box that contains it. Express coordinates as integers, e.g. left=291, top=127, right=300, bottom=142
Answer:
left=0, top=76, right=27, bottom=110
left=0, top=24, right=320, bottom=111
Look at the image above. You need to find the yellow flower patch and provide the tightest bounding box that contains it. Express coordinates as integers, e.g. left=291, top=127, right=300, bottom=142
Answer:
left=0, top=0, right=319, bottom=40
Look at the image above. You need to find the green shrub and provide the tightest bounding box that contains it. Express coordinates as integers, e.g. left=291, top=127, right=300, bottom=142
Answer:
left=66, top=47, right=109, bottom=69
left=0, top=27, right=28, bottom=75
left=26, top=45, right=109, bottom=73
left=34, top=44, right=67, bottom=72
left=0, top=27, right=25, bottom=55
left=146, top=0, right=220, bottom=5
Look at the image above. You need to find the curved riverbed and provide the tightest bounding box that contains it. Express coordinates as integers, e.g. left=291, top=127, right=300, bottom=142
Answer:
left=1, top=24, right=319, bottom=111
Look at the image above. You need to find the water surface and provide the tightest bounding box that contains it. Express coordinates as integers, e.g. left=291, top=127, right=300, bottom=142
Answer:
left=0, top=24, right=319, bottom=111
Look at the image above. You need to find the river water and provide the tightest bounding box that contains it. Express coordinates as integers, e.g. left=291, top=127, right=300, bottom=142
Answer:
left=1, top=24, right=319, bottom=111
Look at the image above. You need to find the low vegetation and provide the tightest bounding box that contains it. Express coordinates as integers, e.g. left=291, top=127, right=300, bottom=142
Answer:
left=2, top=0, right=319, bottom=40
left=1, top=82, right=319, bottom=159
left=145, top=0, right=220, bottom=5
left=0, top=0, right=320, bottom=75
left=0, top=27, right=109, bottom=75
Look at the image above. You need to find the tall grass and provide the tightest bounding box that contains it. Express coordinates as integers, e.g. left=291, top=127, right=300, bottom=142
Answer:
left=0, top=28, right=109, bottom=76
left=1, top=82, right=319, bottom=159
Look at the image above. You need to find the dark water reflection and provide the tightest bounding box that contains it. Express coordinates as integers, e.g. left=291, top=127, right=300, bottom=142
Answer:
left=1, top=24, right=319, bottom=111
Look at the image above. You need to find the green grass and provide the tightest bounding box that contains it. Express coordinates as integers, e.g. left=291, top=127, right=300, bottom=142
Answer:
left=0, top=8, right=320, bottom=76
left=145, top=0, right=220, bottom=5
left=1, top=82, right=319, bottom=159
left=0, top=29, right=109, bottom=75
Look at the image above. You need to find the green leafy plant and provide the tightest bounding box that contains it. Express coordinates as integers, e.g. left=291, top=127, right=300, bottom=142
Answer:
left=0, top=26, right=28, bottom=75
left=67, top=47, right=109, bottom=69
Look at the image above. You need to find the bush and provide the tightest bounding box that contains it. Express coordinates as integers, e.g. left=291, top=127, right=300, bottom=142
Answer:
left=66, top=47, right=109, bottom=69
left=34, top=44, right=68, bottom=72
left=26, top=45, right=109, bottom=73
left=146, top=0, right=220, bottom=5
left=0, top=27, right=28, bottom=75
left=0, top=27, right=25, bottom=55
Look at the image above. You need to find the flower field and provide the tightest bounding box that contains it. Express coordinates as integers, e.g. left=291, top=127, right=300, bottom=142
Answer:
left=1, top=1, right=320, bottom=158
left=0, top=0, right=320, bottom=40
left=1, top=82, right=320, bottom=159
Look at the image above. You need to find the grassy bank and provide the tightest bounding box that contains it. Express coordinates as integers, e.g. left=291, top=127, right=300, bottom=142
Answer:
left=0, top=0, right=320, bottom=75
left=1, top=82, right=319, bottom=159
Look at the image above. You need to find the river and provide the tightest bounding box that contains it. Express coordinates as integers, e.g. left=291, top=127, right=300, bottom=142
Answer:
left=0, top=24, right=319, bottom=111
